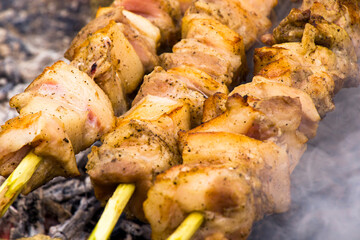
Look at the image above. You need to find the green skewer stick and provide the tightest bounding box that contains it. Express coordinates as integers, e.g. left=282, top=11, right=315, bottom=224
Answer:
left=0, top=151, right=42, bottom=217
left=167, top=212, right=204, bottom=240
left=88, top=183, right=136, bottom=240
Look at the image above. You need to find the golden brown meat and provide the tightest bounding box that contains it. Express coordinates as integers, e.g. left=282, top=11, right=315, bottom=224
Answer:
left=301, top=0, right=360, bottom=57
left=181, top=94, right=307, bottom=171
left=87, top=96, right=190, bottom=220
left=112, top=0, right=182, bottom=45
left=144, top=165, right=256, bottom=240
left=181, top=16, right=246, bottom=84
left=87, top=0, right=276, bottom=226
left=186, top=0, right=277, bottom=49
left=256, top=17, right=359, bottom=116
left=182, top=132, right=291, bottom=214
left=144, top=1, right=360, bottom=239
left=231, top=81, right=320, bottom=139
left=70, top=21, right=144, bottom=115
left=0, top=61, right=114, bottom=193
left=66, top=7, right=159, bottom=73
left=132, top=67, right=208, bottom=126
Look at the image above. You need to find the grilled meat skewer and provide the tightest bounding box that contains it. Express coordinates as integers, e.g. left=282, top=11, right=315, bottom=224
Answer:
left=0, top=0, right=183, bottom=210
left=144, top=1, right=360, bottom=239
left=86, top=0, right=276, bottom=223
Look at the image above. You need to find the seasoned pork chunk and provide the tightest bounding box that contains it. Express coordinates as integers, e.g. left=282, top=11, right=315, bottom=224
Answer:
left=300, top=0, right=360, bottom=57
left=160, top=51, right=234, bottom=86
left=255, top=18, right=359, bottom=116
left=65, top=7, right=159, bottom=72
left=181, top=94, right=307, bottom=171
left=133, top=67, right=208, bottom=126
left=181, top=132, right=291, bottom=214
left=71, top=21, right=144, bottom=115
left=144, top=165, right=256, bottom=240
left=231, top=81, right=320, bottom=139
left=112, top=0, right=182, bottom=45
left=182, top=16, right=246, bottom=83
left=87, top=96, right=190, bottom=220
left=270, top=8, right=359, bottom=89
left=186, top=0, right=275, bottom=49
left=0, top=61, right=114, bottom=193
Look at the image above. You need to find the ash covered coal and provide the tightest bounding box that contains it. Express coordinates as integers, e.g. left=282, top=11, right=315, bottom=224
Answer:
left=0, top=0, right=91, bottom=86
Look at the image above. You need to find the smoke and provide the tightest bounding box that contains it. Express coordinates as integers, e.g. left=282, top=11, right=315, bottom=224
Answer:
left=249, top=87, right=360, bottom=240
left=248, top=0, right=360, bottom=239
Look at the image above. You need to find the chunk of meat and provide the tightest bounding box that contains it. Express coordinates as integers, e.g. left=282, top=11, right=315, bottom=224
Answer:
left=71, top=21, right=144, bottom=115
left=181, top=94, right=307, bottom=171
left=181, top=131, right=291, bottom=214
left=255, top=17, right=359, bottom=116
left=301, top=0, right=360, bottom=58
left=182, top=15, right=247, bottom=83
left=0, top=61, right=114, bottom=193
left=172, top=39, right=242, bottom=81
left=65, top=7, right=159, bottom=72
left=202, top=92, right=228, bottom=122
left=186, top=0, right=275, bottom=49
left=271, top=9, right=359, bottom=89
left=231, top=81, right=320, bottom=138
left=133, top=67, right=206, bottom=126
left=160, top=51, right=233, bottom=86
left=144, top=165, right=256, bottom=240
left=112, top=0, right=182, bottom=45
left=167, top=66, right=229, bottom=97
left=87, top=96, right=190, bottom=220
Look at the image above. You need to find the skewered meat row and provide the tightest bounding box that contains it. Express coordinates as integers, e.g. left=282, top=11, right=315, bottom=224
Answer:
left=86, top=0, right=276, bottom=222
left=66, top=0, right=184, bottom=115
left=144, top=1, right=360, bottom=239
left=0, top=61, right=115, bottom=194
left=0, top=0, right=183, bottom=196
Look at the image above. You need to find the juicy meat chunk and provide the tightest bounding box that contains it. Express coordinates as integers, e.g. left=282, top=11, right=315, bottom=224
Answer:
left=186, top=0, right=274, bottom=49
left=271, top=9, right=359, bottom=90
left=172, top=39, right=242, bottom=80
left=181, top=131, right=291, bottom=214
left=301, top=0, right=360, bottom=58
left=133, top=67, right=207, bottom=126
left=87, top=96, right=190, bottom=220
left=182, top=16, right=246, bottom=81
left=71, top=21, right=144, bottom=115
left=112, top=0, right=182, bottom=45
left=181, top=94, right=307, bottom=171
left=65, top=7, right=159, bottom=72
left=231, top=81, right=320, bottom=138
left=160, top=51, right=233, bottom=86
left=144, top=165, right=256, bottom=240
left=255, top=16, right=359, bottom=117
left=202, top=92, right=228, bottom=122
left=0, top=61, right=114, bottom=193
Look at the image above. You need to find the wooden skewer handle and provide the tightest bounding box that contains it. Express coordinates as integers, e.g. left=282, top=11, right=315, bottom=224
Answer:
left=167, top=212, right=204, bottom=240
left=88, top=183, right=135, bottom=240
left=0, top=151, right=42, bottom=217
